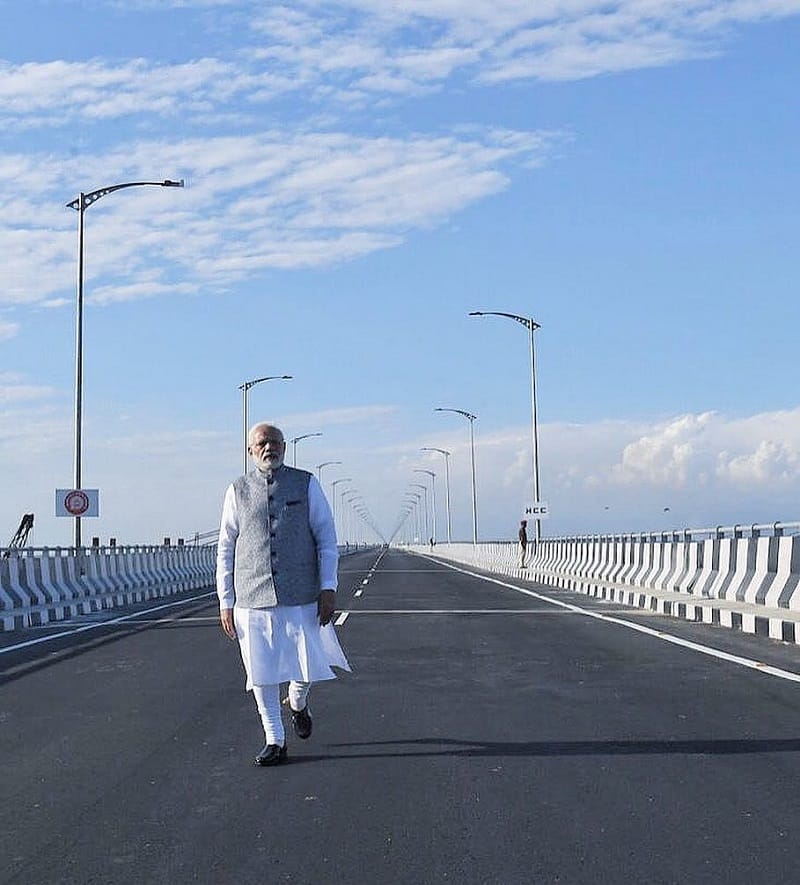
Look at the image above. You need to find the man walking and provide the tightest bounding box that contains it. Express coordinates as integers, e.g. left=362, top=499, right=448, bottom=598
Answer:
left=216, top=422, right=350, bottom=766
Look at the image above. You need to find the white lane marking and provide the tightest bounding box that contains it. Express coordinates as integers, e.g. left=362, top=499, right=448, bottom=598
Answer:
left=354, top=589, right=363, bottom=597
left=106, top=616, right=220, bottom=624
left=2, top=549, right=388, bottom=654
left=417, top=555, right=800, bottom=685
left=332, top=609, right=581, bottom=614
left=335, top=612, right=349, bottom=626
left=0, top=591, right=217, bottom=656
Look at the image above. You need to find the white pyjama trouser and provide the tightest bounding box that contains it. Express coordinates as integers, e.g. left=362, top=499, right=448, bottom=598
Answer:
left=251, top=681, right=311, bottom=745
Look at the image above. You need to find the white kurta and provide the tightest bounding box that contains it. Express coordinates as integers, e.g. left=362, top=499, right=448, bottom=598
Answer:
left=216, top=470, right=351, bottom=690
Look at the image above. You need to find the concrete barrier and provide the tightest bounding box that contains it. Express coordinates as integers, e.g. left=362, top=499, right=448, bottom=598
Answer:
left=0, top=545, right=217, bottom=632
left=411, top=523, right=800, bottom=644
left=0, top=541, right=376, bottom=632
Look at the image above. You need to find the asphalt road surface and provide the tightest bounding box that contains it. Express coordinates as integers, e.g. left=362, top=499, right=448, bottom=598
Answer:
left=3, top=548, right=800, bottom=885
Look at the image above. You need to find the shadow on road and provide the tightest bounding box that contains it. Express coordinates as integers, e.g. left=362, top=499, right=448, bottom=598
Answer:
left=285, top=735, right=800, bottom=761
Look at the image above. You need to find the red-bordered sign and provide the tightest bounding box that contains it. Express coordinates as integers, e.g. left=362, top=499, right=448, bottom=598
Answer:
left=64, top=490, right=91, bottom=516
left=55, top=489, right=99, bottom=518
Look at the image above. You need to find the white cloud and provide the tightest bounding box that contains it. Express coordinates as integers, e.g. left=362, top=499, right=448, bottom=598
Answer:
left=3, top=1, right=799, bottom=132
left=0, top=321, right=20, bottom=340
left=3, top=400, right=800, bottom=546
left=0, top=128, right=553, bottom=307
left=717, top=439, right=800, bottom=484
left=609, top=412, right=717, bottom=486
left=403, top=408, right=800, bottom=538
left=0, top=379, right=55, bottom=405
left=0, top=58, right=251, bottom=128
left=277, top=404, right=400, bottom=429
left=594, top=410, right=800, bottom=490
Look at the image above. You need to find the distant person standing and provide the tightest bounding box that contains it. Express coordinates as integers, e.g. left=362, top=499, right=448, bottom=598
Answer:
left=518, top=519, right=528, bottom=568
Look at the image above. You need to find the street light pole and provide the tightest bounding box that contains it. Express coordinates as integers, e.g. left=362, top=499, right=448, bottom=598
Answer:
left=239, top=375, right=293, bottom=474
left=403, top=493, right=422, bottom=542
left=343, top=491, right=361, bottom=546
left=469, top=311, right=542, bottom=544
left=290, top=432, right=322, bottom=467
left=410, top=482, right=429, bottom=541
left=413, top=468, right=436, bottom=543
left=66, top=178, right=184, bottom=549
left=331, top=478, right=352, bottom=537
left=421, top=447, right=451, bottom=543
left=435, top=407, right=478, bottom=544
left=316, top=461, right=342, bottom=486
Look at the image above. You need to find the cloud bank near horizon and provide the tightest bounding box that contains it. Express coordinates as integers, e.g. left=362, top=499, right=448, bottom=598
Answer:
left=3, top=399, right=797, bottom=544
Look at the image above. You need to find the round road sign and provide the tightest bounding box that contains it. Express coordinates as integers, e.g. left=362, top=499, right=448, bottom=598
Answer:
left=64, top=490, right=90, bottom=516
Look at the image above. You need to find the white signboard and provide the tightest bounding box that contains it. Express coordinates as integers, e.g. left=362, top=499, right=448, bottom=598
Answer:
left=525, top=501, right=550, bottom=519
left=56, top=488, right=100, bottom=518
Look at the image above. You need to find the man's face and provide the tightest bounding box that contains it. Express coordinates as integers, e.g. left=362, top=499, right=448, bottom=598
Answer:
left=248, top=425, right=286, bottom=470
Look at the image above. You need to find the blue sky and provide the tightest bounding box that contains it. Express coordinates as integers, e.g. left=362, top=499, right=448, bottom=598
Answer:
left=2, top=0, right=800, bottom=547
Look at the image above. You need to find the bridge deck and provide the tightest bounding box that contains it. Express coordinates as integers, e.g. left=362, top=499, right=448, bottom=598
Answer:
left=2, top=548, right=800, bottom=884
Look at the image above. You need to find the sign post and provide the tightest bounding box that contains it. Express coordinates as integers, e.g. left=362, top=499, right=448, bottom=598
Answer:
left=56, top=489, right=100, bottom=571
left=524, top=502, right=550, bottom=554
left=56, top=488, right=100, bottom=520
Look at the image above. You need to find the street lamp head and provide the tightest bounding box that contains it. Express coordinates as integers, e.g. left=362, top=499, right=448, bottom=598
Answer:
left=66, top=178, right=187, bottom=211
left=435, top=407, right=477, bottom=422
left=239, top=374, right=293, bottom=391
left=469, top=309, right=540, bottom=331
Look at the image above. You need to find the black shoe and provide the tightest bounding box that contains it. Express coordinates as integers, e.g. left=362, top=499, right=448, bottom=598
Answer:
left=255, top=743, right=287, bottom=766
left=291, top=705, right=313, bottom=740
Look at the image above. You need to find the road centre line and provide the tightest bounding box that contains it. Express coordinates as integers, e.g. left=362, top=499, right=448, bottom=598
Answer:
left=2, top=548, right=382, bottom=656
left=418, top=555, right=800, bottom=685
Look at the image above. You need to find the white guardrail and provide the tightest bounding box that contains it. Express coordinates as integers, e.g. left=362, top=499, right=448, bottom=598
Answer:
left=408, top=522, right=800, bottom=644
left=0, top=542, right=371, bottom=632
left=0, top=545, right=217, bottom=632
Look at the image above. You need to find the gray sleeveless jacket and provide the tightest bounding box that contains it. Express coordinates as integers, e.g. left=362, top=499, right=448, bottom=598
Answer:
left=232, top=465, right=319, bottom=608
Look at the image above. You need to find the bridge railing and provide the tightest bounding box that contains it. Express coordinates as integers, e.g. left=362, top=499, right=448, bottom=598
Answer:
left=0, top=544, right=217, bottom=632
left=409, top=520, right=800, bottom=644
left=0, top=539, right=375, bottom=632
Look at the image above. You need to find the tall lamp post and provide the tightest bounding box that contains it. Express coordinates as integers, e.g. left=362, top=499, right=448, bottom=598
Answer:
left=410, top=482, right=429, bottom=541
left=435, top=407, right=478, bottom=544
left=413, top=468, right=437, bottom=543
left=469, top=310, right=542, bottom=544
left=316, top=461, right=342, bottom=486
left=342, top=491, right=361, bottom=546
left=331, top=478, right=352, bottom=537
left=403, top=492, right=422, bottom=542
left=290, top=432, right=322, bottom=467
left=421, top=447, right=451, bottom=543
left=66, top=178, right=184, bottom=549
left=239, top=375, right=293, bottom=473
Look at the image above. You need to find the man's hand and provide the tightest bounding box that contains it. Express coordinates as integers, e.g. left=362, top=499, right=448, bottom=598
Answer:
left=220, top=607, right=237, bottom=640
left=318, top=590, right=336, bottom=626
